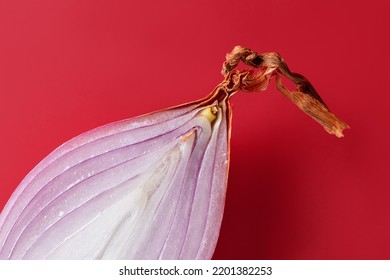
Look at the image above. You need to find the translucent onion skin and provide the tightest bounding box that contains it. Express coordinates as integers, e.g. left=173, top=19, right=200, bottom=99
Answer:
left=0, top=46, right=348, bottom=260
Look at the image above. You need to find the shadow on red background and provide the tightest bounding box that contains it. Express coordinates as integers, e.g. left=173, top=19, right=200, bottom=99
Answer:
left=0, top=0, right=389, bottom=259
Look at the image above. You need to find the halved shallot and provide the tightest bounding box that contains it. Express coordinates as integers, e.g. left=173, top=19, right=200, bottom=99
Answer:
left=0, top=46, right=348, bottom=259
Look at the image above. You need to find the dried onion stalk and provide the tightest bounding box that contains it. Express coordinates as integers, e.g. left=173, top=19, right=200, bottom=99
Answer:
left=0, top=46, right=348, bottom=260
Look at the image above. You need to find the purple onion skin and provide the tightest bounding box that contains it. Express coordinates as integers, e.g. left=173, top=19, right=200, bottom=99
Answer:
left=0, top=91, right=231, bottom=259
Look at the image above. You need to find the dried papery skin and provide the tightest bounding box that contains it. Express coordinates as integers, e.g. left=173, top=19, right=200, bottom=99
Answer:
left=0, top=46, right=348, bottom=260
left=222, top=46, right=349, bottom=137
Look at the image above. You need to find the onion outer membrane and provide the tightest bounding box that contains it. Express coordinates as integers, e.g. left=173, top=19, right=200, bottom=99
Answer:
left=0, top=92, right=231, bottom=260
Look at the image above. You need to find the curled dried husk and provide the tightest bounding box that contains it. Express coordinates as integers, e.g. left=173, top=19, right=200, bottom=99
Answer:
left=222, top=46, right=349, bottom=137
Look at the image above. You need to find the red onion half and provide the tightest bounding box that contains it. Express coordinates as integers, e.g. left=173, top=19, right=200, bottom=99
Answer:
left=0, top=46, right=348, bottom=259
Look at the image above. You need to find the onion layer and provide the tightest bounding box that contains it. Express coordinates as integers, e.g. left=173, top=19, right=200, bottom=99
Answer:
left=0, top=97, right=230, bottom=259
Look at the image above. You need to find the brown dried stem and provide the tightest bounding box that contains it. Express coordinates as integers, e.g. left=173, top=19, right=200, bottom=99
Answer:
left=221, top=46, right=349, bottom=137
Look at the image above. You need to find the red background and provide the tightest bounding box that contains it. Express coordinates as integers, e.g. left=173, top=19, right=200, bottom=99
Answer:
left=0, top=0, right=389, bottom=259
